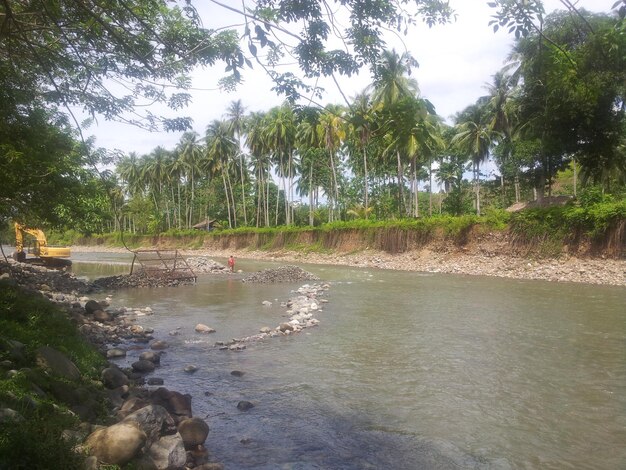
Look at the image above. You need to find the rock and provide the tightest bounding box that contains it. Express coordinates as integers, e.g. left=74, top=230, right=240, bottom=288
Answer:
left=139, top=351, right=161, bottom=364
left=101, top=366, right=129, bottom=389
left=150, top=340, right=169, bottom=350
left=122, top=404, right=177, bottom=444
left=184, top=365, right=198, bottom=374
left=129, top=324, right=144, bottom=334
left=261, top=300, right=272, bottom=306
left=83, top=456, right=99, bottom=470
left=186, top=447, right=209, bottom=467
left=35, top=346, right=81, bottom=381
left=259, top=326, right=271, bottom=333
left=150, top=388, right=192, bottom=424
left=132, top=360, right=156, bottom=373
left=230, top=370, right=244, bottom=377
left=117, top=397, right=150, bottom=419
left=137, top=433, right=186, bottom=470
left=92, top=309, right=112, bottom=322
left=194, top=464, right=225, bottom=470
left=279, top=323, right=294, bottom=332
left=85, top=422, right=146, bottom=466
left=195, top=323, right=216, bottom=333
left=84, top=299, right=102, bottom=315
left=237, top=401, right=254, bottom=411
left=0, top=407, right=24, bottom=423
left=178, top=417, right=210, bottom=448
left=106, top=348, right=127, bottom=359
left=242, top=265, right=320, bottom=283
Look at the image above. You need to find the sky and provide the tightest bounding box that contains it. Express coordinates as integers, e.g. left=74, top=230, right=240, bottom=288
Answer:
left=87, top=0, right=617, bottom=156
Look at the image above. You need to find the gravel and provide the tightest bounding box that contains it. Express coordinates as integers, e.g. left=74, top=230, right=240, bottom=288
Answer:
left=241, top=265, right=320, bottom=283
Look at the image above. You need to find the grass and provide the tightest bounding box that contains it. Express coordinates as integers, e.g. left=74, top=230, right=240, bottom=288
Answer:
left=66, top=201, right=624, bottom=257
left=0, top=281, right=109, bottom=469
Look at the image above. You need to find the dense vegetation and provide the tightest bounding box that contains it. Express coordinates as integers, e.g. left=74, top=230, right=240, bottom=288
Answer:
left=0, top=1, right=624, bottom=241
left=0, top=281, right=108, bottom=469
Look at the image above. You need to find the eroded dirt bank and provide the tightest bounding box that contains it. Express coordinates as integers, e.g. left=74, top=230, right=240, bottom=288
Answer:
left=71, top=241, right=626, bottom=287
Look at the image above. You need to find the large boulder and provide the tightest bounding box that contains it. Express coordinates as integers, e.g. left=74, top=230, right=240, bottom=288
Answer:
left=139, top=351, right=161, bottom=364
left=150, top=388, right=192, bottom=424
left=101, top=366, right=129, bottom=389
left=84, top=299, right=102, bottom=315
left=35, top=346, right=81, bottom=381
left=136, top=433, right=186, bottom=470
left=93, top=309, right=112, bottom=322
left=85, top=422, right=146, bottom=466
left=122, top=404, right=177, bottom=444
left=117, top=397, right=150, bottom=420
left=132, top=360, right=156, bottom=373
left=178, top=417, right=210, bottom=448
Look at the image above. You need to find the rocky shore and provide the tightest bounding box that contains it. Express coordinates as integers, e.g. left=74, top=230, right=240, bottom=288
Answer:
left=70, top=244, right=626, bottom=286
left=0, top=257, right=329, bottom=469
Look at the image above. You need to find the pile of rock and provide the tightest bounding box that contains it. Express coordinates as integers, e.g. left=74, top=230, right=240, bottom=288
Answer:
left=84, top=360, right=216, bottom=469
left=185, top=257, right=229, bottom=274
left=93, top=271, right=195, bottom=289
left=241, top=265, right=320, bottom=283
left=218, top=283, right=329, bottom=349
left=0, top=259, right=94, bottom=294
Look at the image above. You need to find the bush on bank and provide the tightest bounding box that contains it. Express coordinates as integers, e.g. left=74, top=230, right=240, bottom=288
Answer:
left=0, top=281, right=108, bottom=469
left=63, top=200, right=625, bottom=257
left=508, top=199, right=626, bottom=256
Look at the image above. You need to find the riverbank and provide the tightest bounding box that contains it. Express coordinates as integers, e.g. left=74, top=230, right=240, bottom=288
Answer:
left=71, top=244, right=626, bottom=286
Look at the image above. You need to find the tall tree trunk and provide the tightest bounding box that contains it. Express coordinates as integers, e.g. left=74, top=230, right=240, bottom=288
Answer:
left=397, top=151, right=404, bottom=216
left=428, top=157, right=433, bottom=217
left=573, top=158, right=577, bottom=197
left=363, top=147, right=369, bottom=217
left=222, top=172, right=232, bottom=228
left=239, top=152, right=247, bottom=226
left=329, top=150, right=339, bottom=222
left=265, top=168, right=270, bottom=227
left=475, top=161, right=481, bottom=216
left=309, top=163, right=314, bottom=226
left=226, top=170, right=237, bottom=228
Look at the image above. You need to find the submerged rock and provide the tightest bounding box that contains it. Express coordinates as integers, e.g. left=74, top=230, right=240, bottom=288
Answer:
left=237, top=400, right=254, bottom=411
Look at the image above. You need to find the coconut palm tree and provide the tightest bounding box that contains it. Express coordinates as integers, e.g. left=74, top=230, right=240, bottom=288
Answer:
left=141, top=146, right=171, bottom=229
left=205, top=120, right=238, bottom=228
left=176, top=131, right=203, bottom=228
left=296, top=107, right=331, bottom=225
left=346, top=91, right=375, bottom=216
left=485, top=68, right=520, bottom=203
left=246, top=111, right=271, bottom=227
left=117, top=152, right=143, bottom=197
left=225, top=100, right=249, bottom=225
left=452, top=104, right=494, bottom=216
left=317, top=104, right=345, bottom=221
left=264, top=104, right=297, bottom=225
left=371, top=49, right=421, bottom=216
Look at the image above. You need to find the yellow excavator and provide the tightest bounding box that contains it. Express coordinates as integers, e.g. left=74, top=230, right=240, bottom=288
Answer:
left=12, top=222, right=72, bottom=266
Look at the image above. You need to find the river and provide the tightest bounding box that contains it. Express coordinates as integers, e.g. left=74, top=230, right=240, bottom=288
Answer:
left=70, top=253, right=626, bottom=470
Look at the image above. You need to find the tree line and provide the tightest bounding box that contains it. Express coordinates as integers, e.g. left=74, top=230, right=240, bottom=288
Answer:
left=109, top=8, right=625, bottom=233
left=1, top=2, right=624, bottom=236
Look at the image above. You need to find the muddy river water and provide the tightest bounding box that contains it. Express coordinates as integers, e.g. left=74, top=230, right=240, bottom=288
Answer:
left=71, top=253, right=626, bottom=469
